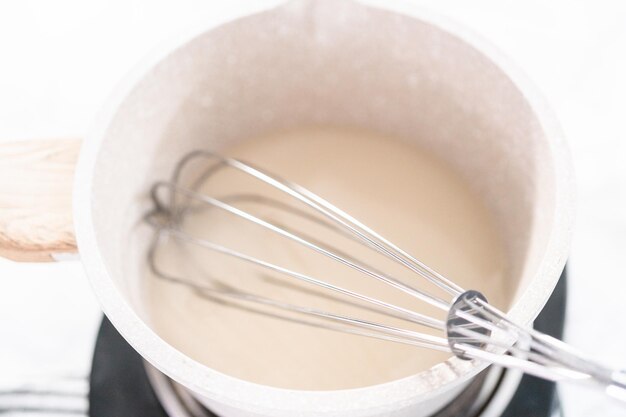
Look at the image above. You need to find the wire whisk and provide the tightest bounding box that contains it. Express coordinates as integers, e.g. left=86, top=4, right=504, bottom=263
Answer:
left=145, top=150, right=626, bottom=403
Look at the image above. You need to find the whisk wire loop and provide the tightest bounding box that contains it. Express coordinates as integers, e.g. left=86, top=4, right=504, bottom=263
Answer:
left=145, top=150, right=626, bottom=404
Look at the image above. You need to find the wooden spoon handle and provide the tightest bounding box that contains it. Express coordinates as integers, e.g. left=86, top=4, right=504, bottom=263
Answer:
left=0, top=139, right=81, bottom=262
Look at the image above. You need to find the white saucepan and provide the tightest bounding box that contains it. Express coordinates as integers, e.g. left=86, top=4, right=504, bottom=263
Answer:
left=0, top=1, right=573, bottom=416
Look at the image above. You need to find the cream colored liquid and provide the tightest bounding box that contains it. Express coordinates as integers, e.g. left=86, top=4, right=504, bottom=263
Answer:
left=145, top=127, right=508, bottom=390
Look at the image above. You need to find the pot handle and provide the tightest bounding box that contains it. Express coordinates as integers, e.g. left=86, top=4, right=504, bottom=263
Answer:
left=0, top=139, right=81, bottom=262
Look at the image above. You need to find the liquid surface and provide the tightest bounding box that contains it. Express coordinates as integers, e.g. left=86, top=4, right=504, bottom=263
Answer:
left=144, top=127, right=508, bottom=390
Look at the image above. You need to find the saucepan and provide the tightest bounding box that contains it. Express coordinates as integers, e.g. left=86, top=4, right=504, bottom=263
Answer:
left=0, top=0, right=573, bottom=416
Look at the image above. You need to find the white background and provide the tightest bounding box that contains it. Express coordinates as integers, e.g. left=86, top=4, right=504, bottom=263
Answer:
left=1, top=1, right=625, bottom=416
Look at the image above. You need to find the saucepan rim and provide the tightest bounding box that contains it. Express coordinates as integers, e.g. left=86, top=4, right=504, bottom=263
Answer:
left=73, top=1, right=574, bottom=415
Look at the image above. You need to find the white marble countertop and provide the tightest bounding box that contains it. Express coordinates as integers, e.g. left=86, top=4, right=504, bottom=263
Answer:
left=1, top=1, right=625, bottom=416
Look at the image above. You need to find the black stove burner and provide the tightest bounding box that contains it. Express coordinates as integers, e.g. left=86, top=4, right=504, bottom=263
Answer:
left=89, top=270, right=566, bottom=417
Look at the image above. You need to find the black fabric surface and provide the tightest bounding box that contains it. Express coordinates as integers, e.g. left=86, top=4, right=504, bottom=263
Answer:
left=89, top=317, right=169, bottom=417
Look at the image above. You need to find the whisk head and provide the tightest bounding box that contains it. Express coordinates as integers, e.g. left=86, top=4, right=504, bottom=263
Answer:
left=143, top=150, right=502, bottom=357
left=144, top=150, right=620, bottom=389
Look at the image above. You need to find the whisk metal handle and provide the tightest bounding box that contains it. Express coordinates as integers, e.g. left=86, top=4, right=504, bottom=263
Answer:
left=531, top=334, right=626, bottom=403
left=607, top=370, right=626, bottom=402
left=448, top=291, right=626, bottom=403
left=460, top=336, right=626, bottom=403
